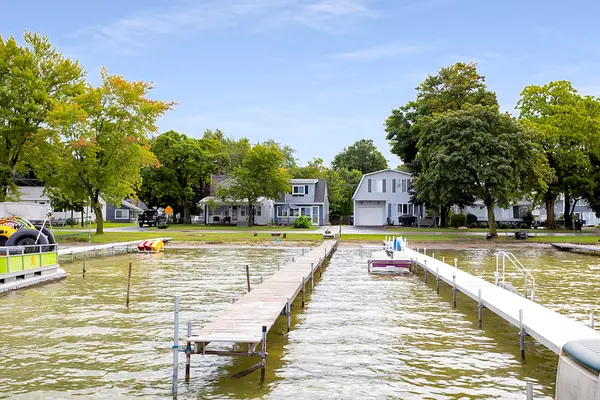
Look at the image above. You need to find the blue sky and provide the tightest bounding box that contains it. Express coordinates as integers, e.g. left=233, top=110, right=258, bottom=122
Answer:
left=2, top=0, right=600, bottom=166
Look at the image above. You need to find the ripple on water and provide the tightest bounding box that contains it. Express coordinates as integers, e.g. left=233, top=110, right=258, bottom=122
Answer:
left=0, top=246, right=592, bottom=399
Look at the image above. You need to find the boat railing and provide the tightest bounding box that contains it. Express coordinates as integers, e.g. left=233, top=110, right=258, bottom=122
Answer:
left=495, top=251, right=535, bottom=301
left=0, top=243, right=59, bottom=275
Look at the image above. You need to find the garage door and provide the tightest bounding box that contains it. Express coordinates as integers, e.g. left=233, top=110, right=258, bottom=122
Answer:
left=357, top=206, right=384, bottom=226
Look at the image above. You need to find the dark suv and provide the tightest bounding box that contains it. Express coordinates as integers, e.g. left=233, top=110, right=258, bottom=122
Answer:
left=138, top=210, right=167, bottom=227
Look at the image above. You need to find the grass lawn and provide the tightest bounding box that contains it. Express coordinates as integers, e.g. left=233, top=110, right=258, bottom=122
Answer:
left=384, top=226, right=599, bottom=234
left=52, top=222, right=137, bottom=230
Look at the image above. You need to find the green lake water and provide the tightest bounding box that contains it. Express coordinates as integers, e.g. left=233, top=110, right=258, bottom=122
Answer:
left=0, top=247, right=599, bottom=399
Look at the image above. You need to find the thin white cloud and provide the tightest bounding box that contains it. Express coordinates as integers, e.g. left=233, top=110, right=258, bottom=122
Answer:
left=332, top=43, right=431, bottom=60
left=74, top=0, right=376, bottom=52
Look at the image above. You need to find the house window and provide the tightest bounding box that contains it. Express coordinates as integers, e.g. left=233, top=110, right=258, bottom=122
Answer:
left=397, top=204, right=409, bottom=215
left=277, top=207, right=289, bottom=217
left=115, top=209, right=129, bottom=220
left=372, top=179, right=384, bottom=192
left=254, top=206, right=262, bottom=216
left=402, top=179, right=407, bottom=192
left=240, top=206, right=246, bottom=217
left=293, top=185, right=305, bottom=195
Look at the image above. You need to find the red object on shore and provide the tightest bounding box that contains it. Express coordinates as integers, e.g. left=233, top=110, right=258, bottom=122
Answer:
left=138, top=240, right=150, bottom=251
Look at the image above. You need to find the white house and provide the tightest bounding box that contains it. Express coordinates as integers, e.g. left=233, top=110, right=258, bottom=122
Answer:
left=17, top=186, right=106, bottom=223
left=460, top=198, right=533, bottom=223
left=352, top=169, right=422, bottom=226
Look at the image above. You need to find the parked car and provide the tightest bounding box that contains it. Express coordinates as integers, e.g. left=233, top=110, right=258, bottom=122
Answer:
left=138, top=210, right=167, bottom=228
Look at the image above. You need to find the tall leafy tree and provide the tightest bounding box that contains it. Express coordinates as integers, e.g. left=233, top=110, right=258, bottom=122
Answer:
left=0, top=32, right=84, bottom=200
left=216, top=144, right=290, bottom=227
left=141, top=130, right=225, bottom=224
left=416, top=105, right=547, bottom=236
left=44, top=69, right=174, bottom=234
left=518, top=81, right=600, bottom=229
left=203, top=130, right=251, bottom=174
left=385, top=62, right=498, bottom=226
left=332, top=139, right=388, bottom=174
left=262, top=139, right=298, bottom=170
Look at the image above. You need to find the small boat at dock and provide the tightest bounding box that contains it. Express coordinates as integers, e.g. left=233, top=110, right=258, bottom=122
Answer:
left=551, top=243, right=600, bottom=256
left=368, top=236, right=412, bottom=274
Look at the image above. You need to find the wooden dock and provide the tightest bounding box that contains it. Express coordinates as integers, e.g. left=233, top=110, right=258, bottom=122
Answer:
left=551, top=243, right=600, bottom=256
left=408, top=247, right=600, bottom=355
left=177, top=240, right=338, bottom=388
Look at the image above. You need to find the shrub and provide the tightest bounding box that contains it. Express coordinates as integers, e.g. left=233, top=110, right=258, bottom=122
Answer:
left=293, top=215, right=311, bottom=229
left=450, top=213, right=467, bottom=227
left=520, top=223, right=529, bottom=229
left=469, top=222, right=478, bottom=228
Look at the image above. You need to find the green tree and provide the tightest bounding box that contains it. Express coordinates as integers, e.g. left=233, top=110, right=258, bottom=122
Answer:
left=0, top=32, right=84, bottom=200
left=518, top=81, right=600, bottom=229
left=141, top=130, right=225, bottom=224
left=416, top=105, right=547, bottom=237
left=216, top=144, right=290, bottom=227
left=203, top=130, right=251, bottom=174
left=385, top=62, right=498, bottom=226
left=44, top=69, right=174, bottom=234
left=262, top=139, right=298, bottom=170
left=332, top=139, right=388, bottom=174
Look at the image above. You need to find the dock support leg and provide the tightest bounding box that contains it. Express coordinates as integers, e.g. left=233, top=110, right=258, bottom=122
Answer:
left=286, top=298, right=291, bottom=332
left=519, top=309, right=525, bottom=360
left=301, top=277, right=305, bottom=308
left=82, top=255, right=86, bottom=278
left=436, top=268, right=440, bottom=294
left=432, top=252, right=435, bottom=259
left=311, top=263, right=314, bottom=290
left=246, top=265, right=251, bottom=293
left=477, top=289, right=483, bottom=329
left=423, top=261, right=427, bottom=283
left=526, top=382, right=533, bottom=400
left=185, top=321, right=192, bottom=383
left=452, top=274, right=457, bottom=308
left=260, top=326, right=267, bottom=381
left=172, top=296, right=180, bottom=396
left=71, top=249, right=74, bottom=263
left=454, top=258, right=458, bottom=268
left=442, top=256, right=445, bottom=264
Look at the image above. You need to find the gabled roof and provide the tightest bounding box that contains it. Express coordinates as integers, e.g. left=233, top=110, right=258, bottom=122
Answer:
left=351, top=169, right=413, bottom=200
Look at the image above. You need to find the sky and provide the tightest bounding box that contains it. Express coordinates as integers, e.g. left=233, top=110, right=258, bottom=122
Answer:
left=2, top=0, right=600, bottom=166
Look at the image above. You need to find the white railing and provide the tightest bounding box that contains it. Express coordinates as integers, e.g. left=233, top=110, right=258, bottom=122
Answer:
left=495, top=251, right=535, bottom=301
left=0, top=243, right=58, bottom=256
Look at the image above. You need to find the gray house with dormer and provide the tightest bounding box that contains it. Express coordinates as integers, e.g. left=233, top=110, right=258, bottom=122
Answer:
left=274, top=178, right=329, bottom=226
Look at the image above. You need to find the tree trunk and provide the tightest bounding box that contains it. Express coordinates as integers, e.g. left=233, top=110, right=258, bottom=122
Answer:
left=545, top=196, right=556, bottom=230
left=91, top=192, right=104, bottom=234
left=183, top=200, right=192, bottom=224
left=440, top=205, right=449, bottom=228
left=247, top=203, right=253, bottom=227
left=485, top=199, right=497, bottom=237
left=81, top=210, right=84, bottom=227
left=570, top=198, right=580, bottom=218
left=564, top=195, right=572, bottom=230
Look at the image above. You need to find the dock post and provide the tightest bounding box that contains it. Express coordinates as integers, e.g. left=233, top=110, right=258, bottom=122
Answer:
left=286, top=298, right=291, bottom=332
left=246, top=265, right=251, bottom=293
left=477, top=289, right=483, bottom=329
left=311, top=263, right=314, bottom=290
left=519, top=309, right=525, bottom=360
left=185, top=321, right=192, bottom=383
left=452, top=274, right=457, bottom=308
left=432, top=252, right=435, bottom=259
left=71, top=249, right=74, bottom=262
left=526, top=382, right=533, bottom=400
left=301, top=277, right=305, bottom=308
left=424, top=248, right=427, bottom=256
left=112, top=245, right=115, bottom=257
left=82, top=254, right=86, bottom=278
left=591, top=311, right=595, bottom=329
left=436, top=267, right=440, bottom=294
left=454, top=258, right=457, bottom=268
left=172, top=296, right=180, bottom=396
left=126, top=262, right=132, bottom=307
left=442, top=256, right=445, bottom=264
left=260, top=325, right=267, bottom=381
left=94, top=248, right=97, bottom=258
left=423, top=260, right=427, bottom=283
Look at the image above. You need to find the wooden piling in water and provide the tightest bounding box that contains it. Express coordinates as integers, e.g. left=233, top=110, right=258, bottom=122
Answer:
left=452, top=274, right=457, bottom=308
left=82, top=255, right=86, bottom=278
left=301, top=277, right=305, bottom=308
left=311, top=263, right=314, bottom=290
left=436, top=267, right=440, bottom=294
left=477, top=289, right=482, bottom=329
left=126, top=262, right=132, bottom=307
left=246, top=265, right=251, bottom=293
left=172, top=296, right=180, bottom=396
left=424, top=260, right=427, bottom=283
left=185, top=321, right=192, bottom=383
left=286, top=298, right=291, bottom=332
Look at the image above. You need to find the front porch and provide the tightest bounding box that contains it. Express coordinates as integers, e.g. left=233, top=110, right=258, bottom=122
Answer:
left=274, top=204, right=322, bottom=226
left=200, top=197, right=273, bottom=226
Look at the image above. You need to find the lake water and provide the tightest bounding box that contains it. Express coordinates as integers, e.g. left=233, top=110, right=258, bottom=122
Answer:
left=1, top=246, right=598, bottom=399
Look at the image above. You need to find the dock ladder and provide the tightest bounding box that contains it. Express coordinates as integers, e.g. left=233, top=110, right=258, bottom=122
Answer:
left=495, top=251, right=536, bottom=301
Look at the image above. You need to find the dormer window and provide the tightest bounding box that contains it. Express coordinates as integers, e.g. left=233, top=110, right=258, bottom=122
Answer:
left=292, top=185, right=307, bottom=195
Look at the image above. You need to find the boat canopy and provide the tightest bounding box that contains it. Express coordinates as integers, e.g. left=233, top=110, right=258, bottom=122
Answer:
left=0, top=202, right=51, bottom=221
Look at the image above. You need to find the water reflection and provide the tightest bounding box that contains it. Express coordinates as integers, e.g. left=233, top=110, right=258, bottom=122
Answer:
left=0, top=246, right=595, bottom=399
